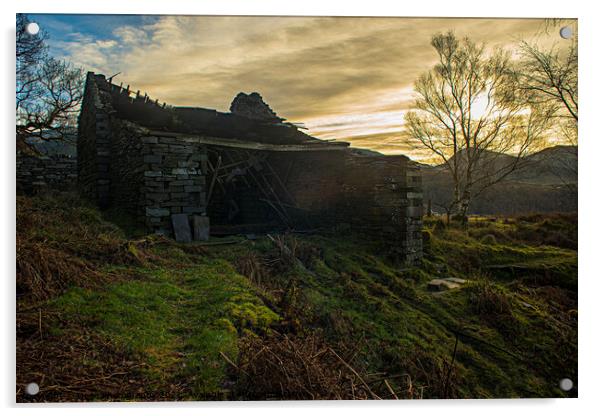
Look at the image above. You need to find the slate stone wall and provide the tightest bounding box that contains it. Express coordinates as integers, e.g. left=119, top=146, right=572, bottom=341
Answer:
left=16, top=154, right=77, bottom=195
left=108, top=121, right=146, bottom=220
left=339, top=154, right=423, bottom=263
left=140, top=134, right=208, bottom=234
left=77, top=73, right=209, bottom=235
left=268, top=150, right=423, bottom=264
left=77, top=73, right=112, bottom=207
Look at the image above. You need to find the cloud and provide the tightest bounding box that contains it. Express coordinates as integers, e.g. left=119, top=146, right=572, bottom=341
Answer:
left=49, top=15, right=566, bottom=158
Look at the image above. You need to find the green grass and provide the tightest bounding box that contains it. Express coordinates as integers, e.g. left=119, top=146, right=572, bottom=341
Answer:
left=212, top=227, right=576, bottom=398
left=47, top=257, right=279, bottom=398
left=17, top=194, right=577, bottom=400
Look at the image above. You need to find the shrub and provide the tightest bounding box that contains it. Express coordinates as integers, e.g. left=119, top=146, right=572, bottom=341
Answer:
left=235, top=251, right=268, bottom=286
left=233, top=333, right=380, bottom=400
left=16, top=239, right=106, bottom=301
left=466, top=279, right=515, bottom=323
left=480, top=234, right=497, bottom=245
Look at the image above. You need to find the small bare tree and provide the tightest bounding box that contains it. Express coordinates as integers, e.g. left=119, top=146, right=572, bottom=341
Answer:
left=16, top=14, right=46, bottom=74
left=16, top=14, right=84, bottom=152
left=517, top=29, right=578, bottom=196
left=405, top=32, right=554, bottom=222
left=517, top=39, right=577, bottom=123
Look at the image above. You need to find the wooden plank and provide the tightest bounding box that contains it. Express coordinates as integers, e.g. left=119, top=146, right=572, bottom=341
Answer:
left=206, top=156, right=222, bottom=205
left=145, top=130, right=350, bottom=152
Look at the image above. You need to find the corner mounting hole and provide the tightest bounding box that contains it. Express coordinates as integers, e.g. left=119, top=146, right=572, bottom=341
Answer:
left=559, top=378, right=573, bottom=391
left=25, top=22, right=40, bottom=36
left=25, top=382, right=40, bottom=396
left=559, top=26, right=573, bottom=40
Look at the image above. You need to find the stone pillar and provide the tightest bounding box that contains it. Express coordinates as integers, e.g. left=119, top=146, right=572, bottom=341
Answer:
left=341, top=153, right=423, bottom=265
left=77, top=72, right=112, bottom=207
left=400, top=162, right=423, bottom=264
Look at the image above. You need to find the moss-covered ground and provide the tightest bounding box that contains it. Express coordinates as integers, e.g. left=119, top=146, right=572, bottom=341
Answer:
left=16, top=194, right=577, bottom=401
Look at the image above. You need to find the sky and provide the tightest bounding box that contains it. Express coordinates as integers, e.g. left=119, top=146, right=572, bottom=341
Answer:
left=29, top=14, right=572, bottom=161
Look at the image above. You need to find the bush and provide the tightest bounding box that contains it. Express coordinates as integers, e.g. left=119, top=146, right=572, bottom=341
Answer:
left=234, top=333, right=368, bottom=400
left=16, top=239, right=105, bottom=301
left=433, top=219, right=447, bottom=233
left=235, top=251, right=268, bottom=287
left=16, top=193, right=165, bottom=300
left=480, top=234, right=497, bottom=245
left=467, top=279, right=514, bottom=316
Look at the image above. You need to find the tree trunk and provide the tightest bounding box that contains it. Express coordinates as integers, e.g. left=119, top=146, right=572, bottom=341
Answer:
left=458, top=191, right=471, bottom=226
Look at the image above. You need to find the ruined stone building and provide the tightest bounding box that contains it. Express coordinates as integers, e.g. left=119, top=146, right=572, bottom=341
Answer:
left=77, top=72, right=423, bottom=263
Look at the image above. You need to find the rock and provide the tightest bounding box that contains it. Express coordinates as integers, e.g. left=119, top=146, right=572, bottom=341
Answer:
left=183, top=207, right=205, bottom=214
left=229, top=92, right=283, bottom=122
left=141, top=136, right=158, bottom=144
left=171, top=214, right=192, bottom=243
left=144, top=154, right=162, bottom=164
left=404, top=206, right=422, bottom=219
left=184, top=185, right=203, bottom=192
left=177, top=161, right=198, bottom=168
left=192, top=215, right=210, bottom=241
left=146, top=207, right=170, bottom=217
left=444, top=277, right=467, bottom=284
left=171, top=168, right=185, bottom=175
left=520, top=301, right=536, bottom=310
left=428, top=279, right=461, bottom=292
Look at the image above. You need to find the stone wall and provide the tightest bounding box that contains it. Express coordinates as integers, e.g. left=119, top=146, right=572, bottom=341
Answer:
left=16, top=154, right=77, bottom=195
left=140, top=134, right=208, bottom=234
left=77, top=73, right=210, bottom=235
left=339, top=154, right=423, bottom=263
left=108, top=121, right=146, bottom=219
left=269, top=150, right=423, bottom=263
left=77, top=72, right=112, bottom=207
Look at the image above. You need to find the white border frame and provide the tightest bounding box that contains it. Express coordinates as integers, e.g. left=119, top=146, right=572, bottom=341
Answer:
left=3, top=1, right=600, bottom=415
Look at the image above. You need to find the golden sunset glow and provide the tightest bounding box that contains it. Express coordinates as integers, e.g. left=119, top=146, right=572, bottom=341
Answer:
left=44, top=15, right=573, bottom=160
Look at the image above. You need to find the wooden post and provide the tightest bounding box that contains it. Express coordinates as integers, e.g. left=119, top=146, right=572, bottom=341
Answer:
left=206, top=156, right=222, bottom=206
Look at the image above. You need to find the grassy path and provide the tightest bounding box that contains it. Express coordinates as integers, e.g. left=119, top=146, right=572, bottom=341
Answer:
left=48, top=258, right=278, bottom=399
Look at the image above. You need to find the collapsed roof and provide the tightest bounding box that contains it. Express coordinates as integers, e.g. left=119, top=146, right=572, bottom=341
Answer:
left=90, top=73, right=349, bottom=148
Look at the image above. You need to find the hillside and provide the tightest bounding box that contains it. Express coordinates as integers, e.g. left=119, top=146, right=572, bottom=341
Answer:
left=421, top=146, right=577, bottom=215
left=23, top=129, right=77, bottom=157
left=16, top=193, right=577, bottom=401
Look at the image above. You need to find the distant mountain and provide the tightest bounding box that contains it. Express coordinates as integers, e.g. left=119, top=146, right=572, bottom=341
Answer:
left=421, top=146, right=577, bottom=215
left=516, top=145, right=577, bottom=185
left=23, top=129, right=77, bottom=157
left=423, top=146, right=577, bottom=182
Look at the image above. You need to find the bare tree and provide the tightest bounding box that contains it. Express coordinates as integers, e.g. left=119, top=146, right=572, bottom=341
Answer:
left=517, top=40, right=577, bottom=123
left=516, top=23, right=578, bottom=196
left=16, top=14, right=47, bottom=74
left=405, top=32, right=554, bottom=222
left=16, top=14, right=84, bottom=152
